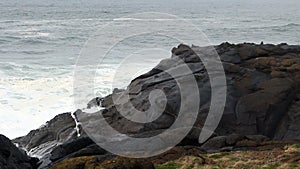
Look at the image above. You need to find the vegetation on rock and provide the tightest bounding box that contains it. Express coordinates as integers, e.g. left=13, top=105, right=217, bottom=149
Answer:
left=51, top=144, right=300, bottom=169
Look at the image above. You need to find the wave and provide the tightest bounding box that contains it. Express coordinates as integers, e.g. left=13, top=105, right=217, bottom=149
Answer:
left=21, top=50, right=54, bottom=55
left=0, top=20, right=20, bottom=24
left=270, top=23, right=300, bottom=32
left=113, top=18, right=184, bottom=21
left=1, top=36, right=51, bottom=45
left=19, top=38, right=50, bottom=45
left=23, top=32, right=50, bottom=38
left=57, top=36, right=85, bottom=41
left=223, top=23, right=300, bottom=32
left=0, top=18, right=110, bottom=25
left=0, top=49, right=53, bottom=55
left=0, top=75, right=76, bottom=139
left=2, top=35, right=22, bottom=40
left=0, top=62, right=73, bottom=78
left=254, top=23, right=300, bottom=30
left=0, top=39, right=11, bottom=44
left=284, top=23, right=300, bottom=27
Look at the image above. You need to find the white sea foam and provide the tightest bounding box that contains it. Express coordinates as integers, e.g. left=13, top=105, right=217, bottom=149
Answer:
left=0, top=76, right=75, bottom=138
left=0, top=65, right=116, bottom=139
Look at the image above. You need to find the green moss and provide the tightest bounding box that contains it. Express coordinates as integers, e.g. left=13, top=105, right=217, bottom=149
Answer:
left=290, top=144, right=300, bottom=149
left=290, top=163, right=300, bottom=168
left=262, top=162, right=281, bottom=169
left=51, top=156, right=98, bottom=169
left=227, top=155, right=240, bottom=161
left=212, top=166, right=221, bottom=169
left=155, top=162, right=182, bottom=169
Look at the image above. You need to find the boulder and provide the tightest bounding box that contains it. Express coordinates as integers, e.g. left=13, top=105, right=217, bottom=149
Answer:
left=225, top=134, right=244, bottom=145
left=92, top=42, right=300, bottom=142
left=200, top=136, right=227, bottom=152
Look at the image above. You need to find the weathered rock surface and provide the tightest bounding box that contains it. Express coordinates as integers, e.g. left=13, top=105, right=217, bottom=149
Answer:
left=13, top=42, right=300, bottom=168
left=50, top=136, right=108, bottom=164
left=0, top=134, right=39, bottom=169
left=199, top=134, right=270, bottom=153
left=80, top=42, right=300, bottom=142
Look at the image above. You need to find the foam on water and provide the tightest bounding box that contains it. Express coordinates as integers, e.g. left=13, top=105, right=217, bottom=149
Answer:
left=0, top=76, right=75, bottom=138
left=0, top=61, right=142, bottom=138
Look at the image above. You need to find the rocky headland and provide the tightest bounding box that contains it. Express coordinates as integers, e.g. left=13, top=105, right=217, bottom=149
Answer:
left=1, top=42, right=300, bottom=169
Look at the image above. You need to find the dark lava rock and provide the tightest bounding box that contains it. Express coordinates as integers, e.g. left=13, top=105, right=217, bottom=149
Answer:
left=50, top=136, right=107, bottom=163
left=225, top=134, right=244, bottom=145
left=50, top=137, right=94, bottom=162
left=83, top=42, right=300, bottom=142
left=200, top=136, right=227, bottom=153
left=0, top=134, right=39, bottom=169
left=200, top=134, right=270, bottom=153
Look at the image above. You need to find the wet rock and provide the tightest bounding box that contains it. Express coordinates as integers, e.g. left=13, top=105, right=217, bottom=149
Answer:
left=13, top=113, right=77, bottom=151
left=50, top=137, right=95, bottom=162
left=87, top=97, right=102, bottom=108
left=13, top=113, right=77, bottom=169
left=0, top=134, right=39, bottom=169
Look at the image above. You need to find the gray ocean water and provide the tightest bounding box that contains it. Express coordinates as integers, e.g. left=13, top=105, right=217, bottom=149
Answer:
left=0, top=0, right=299, bottom=138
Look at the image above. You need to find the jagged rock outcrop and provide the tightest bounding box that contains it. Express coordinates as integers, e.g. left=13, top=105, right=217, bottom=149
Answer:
left=13, top=43, right=300, bottom=168
left=80, top=42, right=300, bottom=142
left=0, top=135, right=39, bottom=169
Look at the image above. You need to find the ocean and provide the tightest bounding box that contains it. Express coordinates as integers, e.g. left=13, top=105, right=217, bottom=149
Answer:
left=0, top=0, right=299, bottom=139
